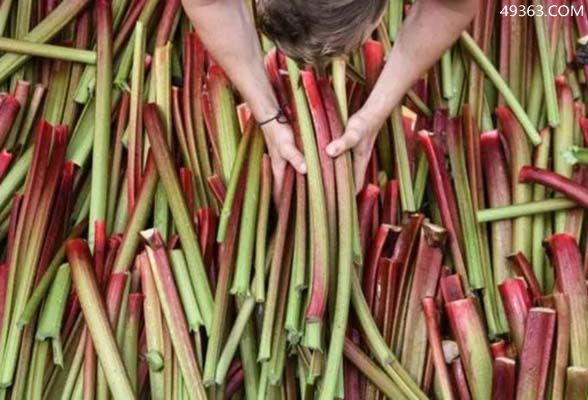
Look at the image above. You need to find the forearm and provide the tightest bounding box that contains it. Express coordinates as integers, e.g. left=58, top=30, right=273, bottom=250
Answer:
left=182, top=0, right=279, bottom=121
left=364, top=0, right=478, bottom=122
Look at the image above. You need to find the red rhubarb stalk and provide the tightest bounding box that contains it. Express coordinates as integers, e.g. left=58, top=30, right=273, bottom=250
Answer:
left=516, top=307, right=556, bottom=400
left=480, top=130, right=513, bottom=284
left=519, top=165, right=588, bottom=208
left=418, top=130, right=467, bottom=281
left=498, top=278, right=532, bottom=352
left=491, top=357, right=516, bottom=400
left=446, top=298, right=493, bottom=400
left=546, top=233, right=588, bottom=366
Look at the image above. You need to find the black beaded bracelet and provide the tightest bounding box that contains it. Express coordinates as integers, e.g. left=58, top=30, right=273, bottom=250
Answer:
left=259, top=108, right=288, bottom=126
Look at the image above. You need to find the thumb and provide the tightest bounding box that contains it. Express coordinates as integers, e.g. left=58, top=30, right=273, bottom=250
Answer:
left=280, top=143, right=307, bottom=174
left=326, top=126, right=363, bottom=158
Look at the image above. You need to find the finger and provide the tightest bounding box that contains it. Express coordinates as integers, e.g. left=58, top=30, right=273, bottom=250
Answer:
left=326, top=127, right=362, bottom=158
left=280, top=143, right=307, bottom=174
left=270, top=157, right=285, bottom=205
left=353, top=150, right=371, bottom=195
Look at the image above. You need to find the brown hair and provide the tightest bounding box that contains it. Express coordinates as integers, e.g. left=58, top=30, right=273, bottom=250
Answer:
left=257, top=0, right=387, bottom=66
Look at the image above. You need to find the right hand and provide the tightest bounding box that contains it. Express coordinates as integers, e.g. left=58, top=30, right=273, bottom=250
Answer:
left=261, top=119, right=307, bottom=202
left=326, top=109, right=381, bottom=193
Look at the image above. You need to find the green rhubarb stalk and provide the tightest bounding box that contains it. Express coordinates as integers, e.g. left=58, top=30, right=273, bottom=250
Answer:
left=216, top=121, right=254, bottom=242
left=35, top=263, right=70, bottom=344
left=441, top=49, right=453, bottom=100
left=232, top=128, right=264, bottom=295
left=44, top=60, right=72, bottom=125
left=66, top=240, right=134, bottom=399
left=566, top=146, right=588, bottom=164
left=391, top=107, right=416, bottom=212
left=285, top=173, right=307, bottom=341
left=460, top=32, right=541, bottom=145
left=254, top=156, right=272, bottom=302
left=169, top=249, right=204, bottom=331
left=112, top=155, right=158, bottom=274
left=139, top=252, right=166, bottom=399
left=413, top=154, right=429, bottom=209
left=126, top=22, right=146, bottom=212
left=533, top=0, right=559, bottom=127
left=350, top=271, right=426, bottom=400
left=0, top=0, right=92, bottom=84
left=446, top=120, right=484, bottom=289
left=0, top=38, right=96, bottom=64
left=554, top=80, right=574, bottom=233
left=121, top=293, right=144, bottom=392
left=531, top=129, right=551, bottom=290
left=477, top=198, right=577, bottom=222
left=0, top=0, right=13, bottom=36
left=153, top=44, right=172, bottom=240
left=208, top=66, right=240, bottom=182
left=317, top=82, right=354, bottom=400
left=89, top=0, right=113, bottom=248
left=332, top=58, right=362, bottom=265
left=344, top=339, right=404, bottom=399
left=286, top=59, right=330, bottom=344
left=214, top=295, right=256, bottom=384
left=18, top=221, right=86, bottom=325
left=565, top=368, right=588, bottom=399
left=258, top=168, right=294, bottom=361
left=143, top=229, right=207, bottom=400
left=144, top=103, right=214, bottom=329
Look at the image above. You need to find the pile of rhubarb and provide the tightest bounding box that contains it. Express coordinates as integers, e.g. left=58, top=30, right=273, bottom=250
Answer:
left=1, top=0, right=588, bottom=399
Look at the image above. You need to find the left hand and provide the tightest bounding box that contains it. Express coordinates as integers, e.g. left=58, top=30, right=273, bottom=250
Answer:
left=325, top=108, right=382, bottom=192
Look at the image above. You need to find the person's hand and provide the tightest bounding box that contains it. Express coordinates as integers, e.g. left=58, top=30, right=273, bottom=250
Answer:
left=326, top=109, right=381, bottom=193
left=261, top=120, right=307, bottom=201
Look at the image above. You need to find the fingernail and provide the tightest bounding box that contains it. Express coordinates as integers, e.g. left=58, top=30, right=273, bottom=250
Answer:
left=299, top=162, right=307, bottom=173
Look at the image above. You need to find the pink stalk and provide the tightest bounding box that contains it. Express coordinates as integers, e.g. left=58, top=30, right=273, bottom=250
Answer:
left=382, top=180, right=399, bottom=225
left=496, top=106, right=533, bottom=257
left=508, top=252, right=542, bottom=300
left=113, top=0, right=146, bottom=52
left=418, top=130, right=467, bottom=281
left=519, top=166, right=588, bottom=208
left=491, top=357, right=516, bottom=400
left=552, top=293, right=570, bottom=400
left=206, top=174, right=226, bottom=203
left=301, top=70, right=337, bottom=321
left=226, top=366, right=245, bottom=398
left=197, top=208, right=217, bottom=271
left=490, top=341, right=509, bottom=359
left=94, top=220, right=107, bottom=286
left=357, top=184, right=380, bottom=255
left=440, top=274, right=466, bottom=304
left=0, top=150, right=12, bottom=181
left=154, top=0, right=180, bottom=47
left=179, top=168, right=195, bottom=217
left=451, top=357, right=472, bottom=400
left=0, top=95, right=21, bottom=148
left=422, top=297, right=455, bottom=400
left=498, top=278, right=532, bottom=352
left=480, top=130, right=513, bottom=283
left=363, top=224, right=395, bottom=309
left=389, top=214, right=424, bottom=349
left=516, top=308, right=556, bottom=400
left=400, top=222, right=446, bottom=384
left=373, top=258, right=392, bottom=330
left=546, top=233, right=588, bottom=366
